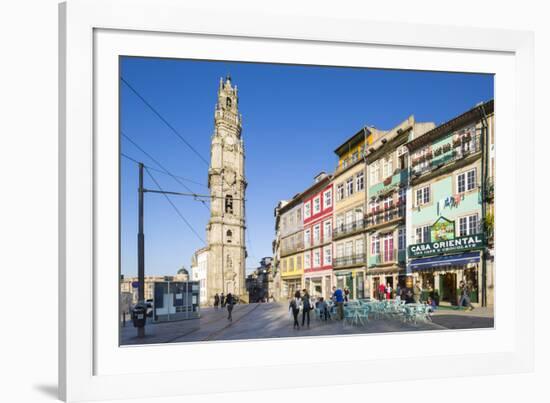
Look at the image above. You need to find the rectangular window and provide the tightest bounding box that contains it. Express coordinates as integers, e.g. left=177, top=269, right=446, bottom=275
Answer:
left=356, top=238, right=364, bottom=255
left=336, top=243, right=344, bottom=258
left=345, top=241, right=353, bottom=257
left=304, top=253, right=311, bottom=269
left=371, top=162, right=380, bottom=184
left=416, top=186, right=430, bottom=206
left=304, top=229, right=311, bottom=247
left=457, top=168, right=477, bottom=193
left=313, top=196, right=321, bottom=214
left=313, top=249, right=321, bottom=267
left=346, top=177, right=354, bottom=196
left=351, top=151, right=358, bottom=163
left=313, top=224, right=320, bottom=244
left=356, top=172, right=364, bottom=192
left=296, top=255, right=302, bottom=270
left=345, top=210, right=354, bottom=226
left=324, top=220, right=332, bottom=241
left=304, top=202, right=311, bottom=218
left=398, top=227, right=406, bottom=250
left=336, top=183, right=345, bottom=201
left=415, top=225, right=431, bottom=243
left=383, top=233, right=394, bottom=262
left=323, top=189, right=332, bottom=208
left=323, top=246, right=332, bottom=265
left=296, top=208, right=301, bottom=222
left=336, top=215, right=344, bottom=232
left=459, top=214, right=479, bottom=236
left=370, top=235, right=380, bottom=255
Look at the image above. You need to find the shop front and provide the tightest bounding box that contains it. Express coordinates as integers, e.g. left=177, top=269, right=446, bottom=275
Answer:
left=409, top=251, right=482, bottom=306
left=281, top=276, right=302, bottom=300
left=304, top=270, right=333, bottom=300
left=366, top=267, right=406, bottom=300
left=333, top=269, right=366, bottom=300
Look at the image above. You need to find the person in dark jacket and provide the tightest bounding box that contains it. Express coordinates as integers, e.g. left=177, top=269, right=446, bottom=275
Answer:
left=226, top=293, right=235, bottom=321
left=220, top=293, right=225, bottom=308
left=301, top=289, right=312, bottom=327
left=289, top=290, right=302, bottom=329
left=214, top=293, right=220, bottom=309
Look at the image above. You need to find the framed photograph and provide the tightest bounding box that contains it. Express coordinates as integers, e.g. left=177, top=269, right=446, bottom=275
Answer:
left=59, top=0, right=534, bottom=401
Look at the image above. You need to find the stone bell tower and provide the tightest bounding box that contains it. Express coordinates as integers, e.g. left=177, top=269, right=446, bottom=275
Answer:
left=206, top=75, right=247, bottom=303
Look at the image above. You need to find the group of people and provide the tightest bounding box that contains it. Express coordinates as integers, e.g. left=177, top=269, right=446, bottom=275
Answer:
left=213, top=292, right=236, bottom=321
left=288, top=286, right=351, bottom=329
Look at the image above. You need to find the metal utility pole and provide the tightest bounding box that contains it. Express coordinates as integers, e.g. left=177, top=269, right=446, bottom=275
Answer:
left=137, top=162, right=145, bottom=337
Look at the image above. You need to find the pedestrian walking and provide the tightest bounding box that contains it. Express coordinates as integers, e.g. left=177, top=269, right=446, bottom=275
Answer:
left=289, top=290, right=302, bottom=329
left=301, top=289, right=312, bottom=327
left=220, top=293, right=225, bottom=308
left=214, top=293, right=220, bottom=309
left=332, top=286, right=344, bottom=320
left=226, top=293, right=235, bottom=321
left=458, top=280, right=474, bottom=310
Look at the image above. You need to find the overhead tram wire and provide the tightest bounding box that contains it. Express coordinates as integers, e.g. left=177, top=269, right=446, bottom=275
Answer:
left=145, top=167, right=206, bottom=245
left=121, top=131, right=209, bottom=209
left=121, top=153, right=207, bottom=188
left=120, top=76, right=210, bottom=167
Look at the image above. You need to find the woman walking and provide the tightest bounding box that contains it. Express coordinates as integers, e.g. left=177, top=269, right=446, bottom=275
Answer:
left=289, top=290, right=302, bottom=329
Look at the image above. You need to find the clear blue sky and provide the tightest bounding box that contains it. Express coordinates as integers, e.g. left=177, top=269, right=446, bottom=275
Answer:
left=120, top=57, right=493, bottom=277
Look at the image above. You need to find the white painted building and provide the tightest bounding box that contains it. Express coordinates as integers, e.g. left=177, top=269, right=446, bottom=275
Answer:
left=191, top=247, right=209, bottom=306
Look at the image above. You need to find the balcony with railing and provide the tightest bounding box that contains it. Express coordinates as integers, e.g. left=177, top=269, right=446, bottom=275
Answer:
left=333, top=219, right=366, bottom=240
left=366, top=204, right=405, bottom=230
left=368, top=249, right=406, bottom=267
left=410, top=133, right=481, bottom=177
left=333, top=253, right=367, bottom=268
left=280, top=240, right=304, bottom=257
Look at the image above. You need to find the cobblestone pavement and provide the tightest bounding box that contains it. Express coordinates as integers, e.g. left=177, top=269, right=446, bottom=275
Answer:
left=120, top=302, right=494, bottom=345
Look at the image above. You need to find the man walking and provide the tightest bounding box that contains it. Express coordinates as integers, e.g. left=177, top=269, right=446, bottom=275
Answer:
left=301, top=289, right=312, bottom=327
left=220, top=293, right=225, bottom=308
left=226, top=293, right=235, bottom=321
left=332, top=286, right=344, bottom=320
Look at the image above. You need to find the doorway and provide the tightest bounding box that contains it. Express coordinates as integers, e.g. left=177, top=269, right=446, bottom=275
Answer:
left=373, top=276, right=380, bottom=299
left=440, top=272, right=457, bottom=305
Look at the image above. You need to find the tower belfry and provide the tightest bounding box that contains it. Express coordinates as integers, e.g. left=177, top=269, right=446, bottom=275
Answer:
left=206, top=75, right=247, bottom=302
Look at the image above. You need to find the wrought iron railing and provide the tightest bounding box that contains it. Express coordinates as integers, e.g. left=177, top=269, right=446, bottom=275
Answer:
left=333, top=253, right=366, bottom=268
left=333, top=219, right=366, bottom=239
left=366, top=205, right=405, bottom=228
left=411, top=134, right=481, bottom=177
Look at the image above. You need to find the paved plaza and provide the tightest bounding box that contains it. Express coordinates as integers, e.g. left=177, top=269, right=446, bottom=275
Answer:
left=121, top=302, right=494, bottom=345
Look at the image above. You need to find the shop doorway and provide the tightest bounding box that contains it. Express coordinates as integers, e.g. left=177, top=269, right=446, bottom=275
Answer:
left=373, top=277, right=380, bottom=299
left=463, top=267, right=479, bottom=304
left=355, top=272, right=365, bottom=299
left=440, top=272, right=457, bottom=305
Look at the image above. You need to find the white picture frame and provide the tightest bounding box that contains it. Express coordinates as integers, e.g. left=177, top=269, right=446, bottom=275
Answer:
left=59, top=0, right=534, bottom=401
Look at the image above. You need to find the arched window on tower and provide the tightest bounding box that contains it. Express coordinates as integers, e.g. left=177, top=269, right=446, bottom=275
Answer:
left=226, top=229, right=232, bottom=243
left=225, top=195, right=233, bottom=214
left=226, top=97, right=232, bottom=108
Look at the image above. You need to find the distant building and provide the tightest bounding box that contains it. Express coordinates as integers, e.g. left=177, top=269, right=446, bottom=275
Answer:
left=246, top=257, right=272, bottom=302
left=120, top=273, right=190, bottom=305
left=190, top=247, right=209, bottom=306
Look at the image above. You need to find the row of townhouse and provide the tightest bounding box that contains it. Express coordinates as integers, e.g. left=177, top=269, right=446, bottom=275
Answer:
left=272, top=100, right=494, bottom=307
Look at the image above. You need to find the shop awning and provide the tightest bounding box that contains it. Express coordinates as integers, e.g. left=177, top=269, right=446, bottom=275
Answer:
left=409, top=251, right=480, bottom=271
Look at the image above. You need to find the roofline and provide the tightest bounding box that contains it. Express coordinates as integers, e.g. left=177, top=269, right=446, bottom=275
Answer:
left=334, top=127, right=370, bottom=156
left=406, top=100, right=494, bottom=151
left=278, top=174, right=332, bottom=214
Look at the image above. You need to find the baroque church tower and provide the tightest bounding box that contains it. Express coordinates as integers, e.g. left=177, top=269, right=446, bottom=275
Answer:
left=206, top=75, right=247, bottom=302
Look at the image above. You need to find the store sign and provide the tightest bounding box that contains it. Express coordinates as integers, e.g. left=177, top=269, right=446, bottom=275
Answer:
left=409, top=233, right=485, bottom=258
left=431, top=217, right=455, bottom=241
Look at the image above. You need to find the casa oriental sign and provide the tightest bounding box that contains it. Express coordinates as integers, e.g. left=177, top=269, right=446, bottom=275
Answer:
left=409, top=234, right=485, bottom=258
